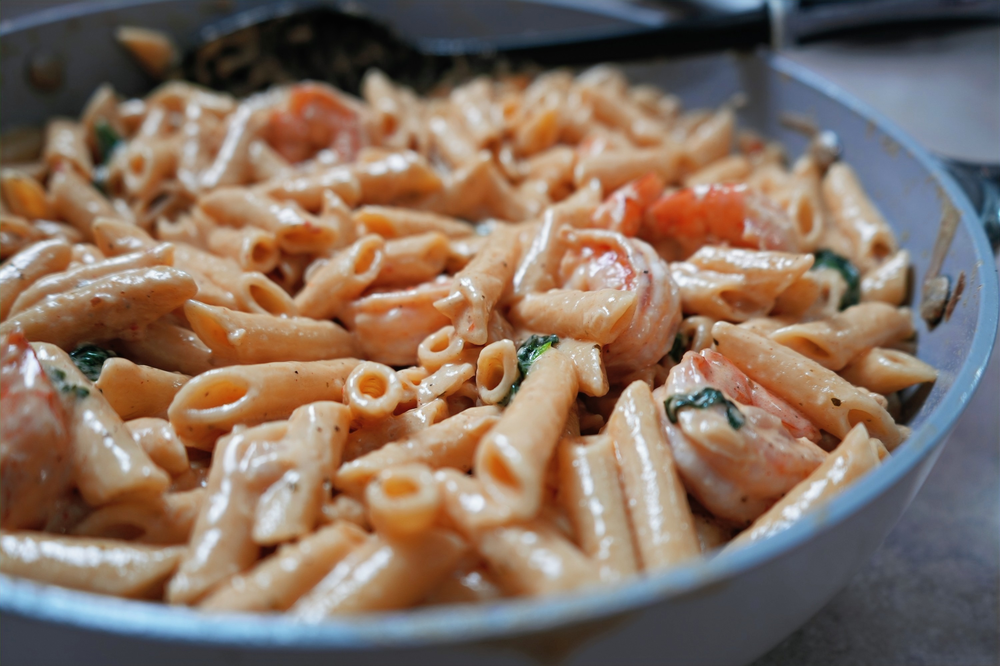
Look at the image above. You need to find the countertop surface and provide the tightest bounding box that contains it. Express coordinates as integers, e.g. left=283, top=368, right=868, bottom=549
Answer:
left=1, top=3, right=998, bottom=665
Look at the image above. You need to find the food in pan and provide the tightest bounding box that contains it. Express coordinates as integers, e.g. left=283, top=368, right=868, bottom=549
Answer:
left=0, top=62, right=937, bottom=616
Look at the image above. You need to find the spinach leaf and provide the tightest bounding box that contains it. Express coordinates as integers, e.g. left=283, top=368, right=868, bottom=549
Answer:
left=664, top=387, right=744, bottom=430
left=70, top=344, right=116, bottom=382
left=45, top=366, right=90, bottom=400
left=503, top=334, right=559, bottom=405
left=811, top=249, right=860, bottom=310
left=668, top=331, right=689, bottom=363
left=94, top=120, right=122, bottom=164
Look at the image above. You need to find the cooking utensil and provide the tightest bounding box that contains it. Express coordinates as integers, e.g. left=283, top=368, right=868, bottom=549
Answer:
left=177, top=0, right=1000, bottom=96
left=1, top=2, right=997, bottom=664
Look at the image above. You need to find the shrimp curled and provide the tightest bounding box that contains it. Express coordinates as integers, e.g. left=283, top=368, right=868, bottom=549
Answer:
left=559, top=228, right=681, bottom=379
left=654, top=349, right=826, bottom=524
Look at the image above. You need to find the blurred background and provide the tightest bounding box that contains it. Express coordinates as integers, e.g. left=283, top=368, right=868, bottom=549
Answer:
left=1, top=2, right=997, bottom=665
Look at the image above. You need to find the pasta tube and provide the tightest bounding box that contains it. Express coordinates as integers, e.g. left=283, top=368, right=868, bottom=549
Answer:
left=95, top=357, right=189, bottom=421
left=33, top=343, right=171, bottom=505
left=0, top=532, right=183, bottom=599
left=437, top=470, right=600, bottom=596
left=252, top=402, right=351, bottom=545
left=125, top=417, right=190, bottom=475
left=345, top=280, right=452, bottom=367
left=48, top=167, right=120, bottom=235
left=43, top=119, right=93, bottom=178
left=166, top=422, right=289, bottom=604
left=334, top=405, right=500, bottom=495
left=291, top=528, right=467, bottom=618
left=434, top=224, right=521, bottom=345
left=0, top=239, right=72, bottom=320
left=558, top=435, right=639, bottom=582
left=71, top=488, right=204, bottom=545
left=206, top=226, right=280, bottom=274
left=822, top=163, right=897, bottom=271
left=168, top=358, right=359, bottom=448
left=185, top=301, right=357, bottom=364
left=476, top=340, right=519, bottom=404
left=606, top=381, right=700, bottom=570
left=365, top=463, right=441, bottom=537
left=9, top=243, right=175, bottom=316
left=0, top=267, right=197, bottom=350
left=354, top=206, right=473, bottom=239
left=769, top=303, right=915, bottom=371
left=200, top=522, right=368, bottom=612
left=729, top=424, right=883, bottom=547
left=343, top=361, right=405, bottom=422
left=342, top=399, right=450, bottom=462
left=508, top=289, right=637, bottom=345
left=712, top=322, right=901, bottom=449
left=115, top=319, right=216, bottom=376
left=374, top=231, right=450, bottom=288
left=295, top=234, right=384, bottom=320
left=474, top=348, right=578, bottom=522
left=839, top=347, right=937, bottom=395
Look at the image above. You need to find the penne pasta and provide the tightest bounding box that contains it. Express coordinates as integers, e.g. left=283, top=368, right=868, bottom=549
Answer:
left=252, top=402, right=351, bottom=545
left=607, top=381, right=700, bottom=570
left=374, top=231, right=450, bottom=288
left=0, top=267, right=197, bottom=350
left=712, top=322, right=901, bottom=449
left=185, top=301, right=357, bottom=364
left=295, top=234, right=384, bottom=320
left=291, top=527, right=467, bottom=618
left=475, top=348, right=578, bottom=522
left=72, top=488, right=204, bottom=545
left=860, top=250, right=910, bottom=306
left=32, top=343, right=171, bottom=505
left=769, top=303, right=915, bottom=371
left=839, top=347, right=937, bottom=395
left=365, top=463, right=441, bottom=537
left=207, top=226, right=280, bottom=274
left=434, top=224, right=521, bottom=345
left=0, top=532, right=183, bottom=598
left=48, top=167, right=120, bottom=236
left=9, top=243, right=174, bottom=316
left=115, top=319, right=216, bottom=376
left=476, top=339, right=519, bottom=404
left=437, top=469, right=600, bottom=596
left=0, top=238, right=72, bottom=321
left=168, top=358, right=359, bottom=449
left=822, top=163, right=897, bottom=271
left=125, top=417, right=190, bottom=475
left=95, top=357, right=189, bottom=421
left=354, top=206, right=474, bottom=239
left=509, top=289, right=637, bottom=344
left=558, top=434, right=639, bottom=581
left=43, top=119, right=93, bottom=178
left=729, top=424, right=883, bottom=547
left=200, top=521, right=368, bottom=612
left=334, top=406, right=500, bottom=496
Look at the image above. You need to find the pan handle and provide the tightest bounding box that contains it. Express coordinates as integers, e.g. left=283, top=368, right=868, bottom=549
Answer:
left=771, top=0, right=1000, bottom=48
left=942, top=159, right=1000, bottom=253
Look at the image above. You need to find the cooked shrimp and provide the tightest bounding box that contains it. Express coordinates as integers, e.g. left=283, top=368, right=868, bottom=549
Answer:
left=591, top=172, right=664, bottom=237
left=266, top=83, right=365, bottom=164
left=653, top=349, right=826, bottom=524
left=675, top=350, right=821, bottom=442
left=559, top=228, right=681, bottom=379
left=644, top=183, right=800, bottom=260
left=0, top=332, right=74, bottom=529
